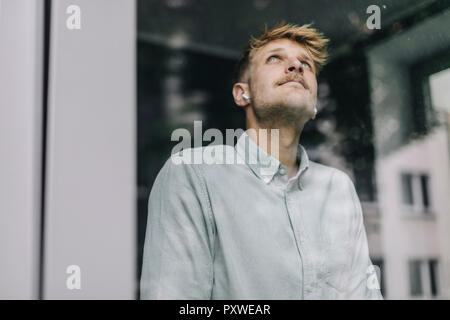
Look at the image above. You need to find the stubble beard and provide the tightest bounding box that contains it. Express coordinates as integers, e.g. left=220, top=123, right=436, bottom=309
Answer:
left=251, top=95, right=314, bottom=129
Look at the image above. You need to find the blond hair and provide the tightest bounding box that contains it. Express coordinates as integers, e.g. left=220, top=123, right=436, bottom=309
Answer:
left=235, top=22, right=329, bottom=81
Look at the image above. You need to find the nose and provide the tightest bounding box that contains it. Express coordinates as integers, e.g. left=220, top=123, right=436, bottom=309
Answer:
left=287, top=58, right=303, bottom=73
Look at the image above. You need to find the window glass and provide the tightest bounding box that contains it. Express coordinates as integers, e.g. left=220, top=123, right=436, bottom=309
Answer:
left=409, top=260, right=423, bottom=296
left=138, top=0, right=450, bottom=300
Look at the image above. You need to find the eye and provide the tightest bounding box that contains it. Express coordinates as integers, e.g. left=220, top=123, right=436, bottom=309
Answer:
left=267, top=55, right=279, bottom=62
left=301, top=61, right=311, bottom=68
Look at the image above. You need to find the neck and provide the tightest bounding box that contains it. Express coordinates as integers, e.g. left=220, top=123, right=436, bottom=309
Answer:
left=246, top=117, right=304, bottom=173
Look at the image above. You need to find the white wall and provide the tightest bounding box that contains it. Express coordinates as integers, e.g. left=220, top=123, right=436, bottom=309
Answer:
left=0, top=0, right=45, bottom=299
left=0, top=0, right=137, bottom=299
left=43, top=0, right=136, bottom=299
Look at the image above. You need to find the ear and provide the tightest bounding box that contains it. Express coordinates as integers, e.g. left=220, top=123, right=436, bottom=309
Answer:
left=232, top=83, right=250, bottom=107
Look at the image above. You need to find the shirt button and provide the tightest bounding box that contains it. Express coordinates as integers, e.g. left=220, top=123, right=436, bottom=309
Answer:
left=279, top=167, right=286, bottom=175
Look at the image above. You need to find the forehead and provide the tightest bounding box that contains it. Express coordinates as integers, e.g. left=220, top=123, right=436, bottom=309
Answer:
left=252, top=38, right=312, bottom=61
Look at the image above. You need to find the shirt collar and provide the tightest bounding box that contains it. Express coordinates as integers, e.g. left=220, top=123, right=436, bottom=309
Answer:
left=235, top=131, right=310, bottom=188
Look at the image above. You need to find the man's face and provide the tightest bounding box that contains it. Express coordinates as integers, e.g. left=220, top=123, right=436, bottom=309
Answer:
left=247, top=38, right=318, bottom=126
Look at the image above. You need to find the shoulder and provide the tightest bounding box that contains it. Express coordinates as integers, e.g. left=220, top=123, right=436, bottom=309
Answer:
left=304, top=160, right=359, bottom=203
left=306, top=161, right=363, bottom=223
left=159, top=144, right=238, bottom=181
left=169, top=144, right=237, bottom=166
left=306, top=160, right=354, bottom=186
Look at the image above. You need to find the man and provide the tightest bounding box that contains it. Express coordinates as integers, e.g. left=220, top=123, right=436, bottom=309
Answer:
left=140, top=22, right=383, bottom=299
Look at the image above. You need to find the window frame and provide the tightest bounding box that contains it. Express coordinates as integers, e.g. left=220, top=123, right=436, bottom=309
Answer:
left=409, top=48, right=450, bottom=137
left=408, top=258, right=440, bottom=299
left=399, top=171, right=434, bottom=217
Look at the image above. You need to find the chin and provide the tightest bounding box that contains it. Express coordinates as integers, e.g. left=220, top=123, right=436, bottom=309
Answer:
left=285, top=101, right=316, bottom=120
left=282, top=98, right=310, bottom=111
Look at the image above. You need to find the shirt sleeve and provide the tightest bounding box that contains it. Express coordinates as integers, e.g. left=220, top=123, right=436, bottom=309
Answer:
left=140, top=154, right=215, bottom=299
left=344, top=174, right=384, bottom=300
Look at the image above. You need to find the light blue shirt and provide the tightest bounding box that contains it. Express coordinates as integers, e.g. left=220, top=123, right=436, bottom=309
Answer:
left=140, top=132, right=383, bottom=299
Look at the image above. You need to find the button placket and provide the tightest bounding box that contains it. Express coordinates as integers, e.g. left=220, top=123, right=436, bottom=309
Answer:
left=282, top=190, right=305, bottom=298
left=292, top=190, right=312, bottom=298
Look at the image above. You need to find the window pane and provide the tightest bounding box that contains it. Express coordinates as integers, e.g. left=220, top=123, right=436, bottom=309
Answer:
left=401, top=173, right=414, bottom=205
left=429, top=67, right=450, bottom=112
left=429, top=260, right=439, bottom=297
left=409, top=260, right=423, bottom=296
left=420, top=174, right=430, bottom=210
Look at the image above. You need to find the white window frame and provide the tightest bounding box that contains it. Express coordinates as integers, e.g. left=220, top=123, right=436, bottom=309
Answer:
left=409, top=258, right=440, bottom=299
left=400, top=171, right=434, bottom=217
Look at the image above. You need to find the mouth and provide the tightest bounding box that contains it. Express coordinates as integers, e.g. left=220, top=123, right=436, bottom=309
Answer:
left=280, top=80, right=308, bottom=90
